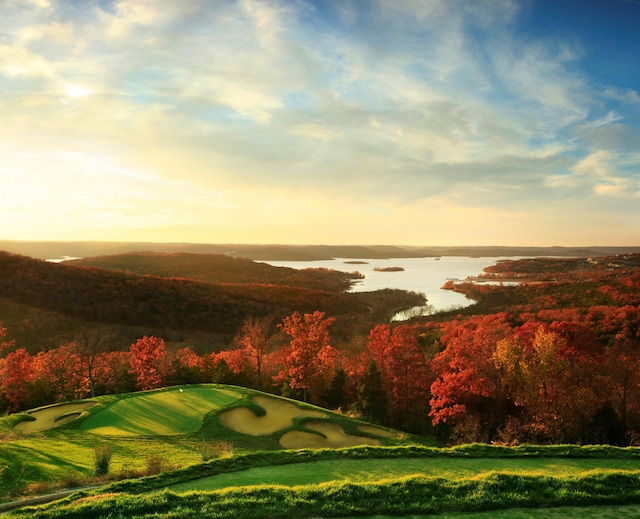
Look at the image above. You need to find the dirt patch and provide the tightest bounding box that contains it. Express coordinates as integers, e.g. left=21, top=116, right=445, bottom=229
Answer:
left=279, top=420, right=381, bottom=449
left=357, top=424, right=401, bottom=439
left=218, top=395, right=326, bottom=436
left=14, top=402, right=97, bottom=433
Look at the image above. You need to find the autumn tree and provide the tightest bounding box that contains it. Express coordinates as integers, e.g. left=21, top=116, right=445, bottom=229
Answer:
left=429, top=314, right=513, bottom=441
left=235, top=317, right=274, bottom=391
left=1, top=348, right=34, bottom=412
left=277, top=311, right=337, bottom=403
left=71, top=329, right=114, bottom=397
left=166, top=347, right=206, bottom=385
left=0, top=322, right=14, bottom=354
left=33, top=343, right=85, bottom=402
left=129, top=336, right=168, bottom=390
left=98, top=350, right=135, bottom=394
left=493, top=323, right=599, bottom=443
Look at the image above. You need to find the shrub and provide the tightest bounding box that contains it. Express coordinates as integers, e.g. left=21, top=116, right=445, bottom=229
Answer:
left=200, top=440, right=234, bottom=462
left=145, top=456, right=168, bottom=476
left=94, top=445, right=113, bottom=476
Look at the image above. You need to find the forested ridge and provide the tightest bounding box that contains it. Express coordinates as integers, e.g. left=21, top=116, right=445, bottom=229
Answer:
left=65, top=252, right=362, bottom=291
left=0, top=251, right=365, bottom=335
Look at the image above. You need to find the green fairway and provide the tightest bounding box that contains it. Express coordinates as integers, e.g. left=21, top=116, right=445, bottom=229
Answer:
left=169, top=456, right=640, bottom=492
left=80, top=386, right=241, bottom=436
left=369, top=505, right=640, bottom=518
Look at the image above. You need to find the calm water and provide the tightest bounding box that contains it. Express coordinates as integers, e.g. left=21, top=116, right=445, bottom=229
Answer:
left=261, top=256, right=518, bottom=320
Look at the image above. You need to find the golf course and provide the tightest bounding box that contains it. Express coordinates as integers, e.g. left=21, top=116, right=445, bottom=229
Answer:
left=3, top=384, right=640, bottom=517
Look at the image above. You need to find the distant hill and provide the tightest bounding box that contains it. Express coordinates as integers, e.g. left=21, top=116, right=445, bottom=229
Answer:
left=65, top=252, right=360, bottom=292
left=0, top=251, right=366, bottom=341
left=2, top=240, right=639, bottom=262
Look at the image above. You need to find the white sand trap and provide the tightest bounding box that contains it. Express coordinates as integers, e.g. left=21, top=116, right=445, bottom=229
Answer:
left=14, top=402, right=97, bottom=433
left=357, top=424, right=401, bottom=439
left=279, top=420, right=381, bottom=449
left=219, top=395, right=326, bottom=436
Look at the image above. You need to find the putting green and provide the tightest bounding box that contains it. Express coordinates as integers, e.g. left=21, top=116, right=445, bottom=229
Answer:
left=218, top=395, right=326, bottom=436
left=14, top=402, right=97, bottom=433
left=81, top=386, right=241, bottom=436
left=279, top=420, right=381, bottom=449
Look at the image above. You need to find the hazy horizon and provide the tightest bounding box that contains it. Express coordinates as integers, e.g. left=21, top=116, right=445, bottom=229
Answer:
left=2, top=1, right=639, bottom=246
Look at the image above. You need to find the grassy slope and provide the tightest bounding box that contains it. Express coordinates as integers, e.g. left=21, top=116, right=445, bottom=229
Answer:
left=5, top=386, right=640, bottom=517
left=168, top=456, right=640, bottom=492
left=0, top=385, right=415, bottom=500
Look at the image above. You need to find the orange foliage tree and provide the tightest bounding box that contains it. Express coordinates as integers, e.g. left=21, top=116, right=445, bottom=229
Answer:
left=129, top=336, right=168, bottom=390
left=277, top=311, right=337, bottom=403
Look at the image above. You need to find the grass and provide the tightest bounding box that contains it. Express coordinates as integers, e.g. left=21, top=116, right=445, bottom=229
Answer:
left=168, top=456, right=640, bottom=492
left=371, top=505, right=640, bottom=518
left=0, top=384, right=416, bottom=500
left=9, top=471, right=640, bottom=518
left=80, top=386, right=241, bottom=436
left=5, top=385, right=640, bottom=517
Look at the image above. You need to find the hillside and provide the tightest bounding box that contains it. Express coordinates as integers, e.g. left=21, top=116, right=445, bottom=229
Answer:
left=0, top=251, right=425, bottom=352
left=0, top=251, right=365, bottom=339
left=0, top=384, right=415, bottom=502
left=4, top=388, right=640, bottom=517
left=64, top=252, right=361, bottom=291
left=3, top=240, right=640, bottom=262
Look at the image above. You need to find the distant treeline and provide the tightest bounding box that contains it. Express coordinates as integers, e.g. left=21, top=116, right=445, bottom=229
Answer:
left=2, top=240, right=640, bottom=261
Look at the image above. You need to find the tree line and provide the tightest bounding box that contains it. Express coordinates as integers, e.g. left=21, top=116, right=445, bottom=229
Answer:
left=2, top=301, right=640, bottom=445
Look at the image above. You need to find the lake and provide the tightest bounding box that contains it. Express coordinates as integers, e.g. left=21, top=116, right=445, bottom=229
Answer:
left=260, top=256, right=519, bottom=320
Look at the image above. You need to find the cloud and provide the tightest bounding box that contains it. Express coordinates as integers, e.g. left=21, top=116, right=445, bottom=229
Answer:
left=1, top=0, right=638, bottom=245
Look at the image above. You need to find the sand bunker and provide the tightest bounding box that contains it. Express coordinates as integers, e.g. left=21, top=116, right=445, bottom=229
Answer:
left=219, top=395, right=327, bottom=436
left=279, top=420, right=381, bottom=449
left=14, top=402, right=97, bottom=433
left=357, top=424, right=401, bottom=439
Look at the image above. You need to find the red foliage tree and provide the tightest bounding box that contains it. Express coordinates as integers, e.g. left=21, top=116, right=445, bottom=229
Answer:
left=33, top=343, right=86, bottom=402
left=97, top=350, right=135, bottom=394
left=129, top=336, right=168, bottom=390
left=365, top=324, right=431, bottom=430
left=0, top=322, right=14, bottom=353
left=429, top=314, right=513, bottom=439
left=1, top=348, right=34, bottom=412
left=235, top=317, right=274, bottom=391
left=277, top=311, right=337, bottom=403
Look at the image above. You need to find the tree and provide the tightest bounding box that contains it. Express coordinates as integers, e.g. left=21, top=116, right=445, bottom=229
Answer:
left=357, top=361, right=388, bottom=424
left=1, top=348, right=34, bottom=412
left=0, top=322, right=14, bottom=353
left=278, top=311, right=337, bottom=403
left=72, top=329, right=113, bottom=398
left=429, top=314, right=512, bottom=437
left=366, top=324, right=432, bottom=431
left=129, top=336, right=167, bottom=390
left=495, top=323, right=600, bottom=443
left=325, top=368, right=348, bottom=410
left=97, top=350, right=135, bottom=395
left=235, top=317, right=273, bottom=391
left=33, top=343, right=85, bottom=402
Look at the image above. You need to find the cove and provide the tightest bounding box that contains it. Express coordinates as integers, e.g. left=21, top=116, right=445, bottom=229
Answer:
left=260, top=256, right=520, bottom=321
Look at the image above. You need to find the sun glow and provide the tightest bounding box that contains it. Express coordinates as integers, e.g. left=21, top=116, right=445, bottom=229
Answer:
left=64, top=83, right=92, bottom=98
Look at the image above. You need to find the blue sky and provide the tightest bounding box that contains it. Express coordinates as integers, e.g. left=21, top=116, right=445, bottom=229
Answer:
left=1, top=0, right=638, bottom=246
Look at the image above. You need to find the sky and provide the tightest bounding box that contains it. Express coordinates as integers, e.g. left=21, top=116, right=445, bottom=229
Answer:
left=1, top=0, right=639, bottom=247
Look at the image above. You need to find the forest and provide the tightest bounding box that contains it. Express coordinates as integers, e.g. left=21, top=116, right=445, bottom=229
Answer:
left=1, top=249, right=640, bottom=445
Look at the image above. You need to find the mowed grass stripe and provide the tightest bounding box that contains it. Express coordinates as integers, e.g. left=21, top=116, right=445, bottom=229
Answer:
left=169, top=456, right=640, bottom=492
left=80, top=387, right=241, bottom=436
left=368, top=504, right=640, bottom=519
